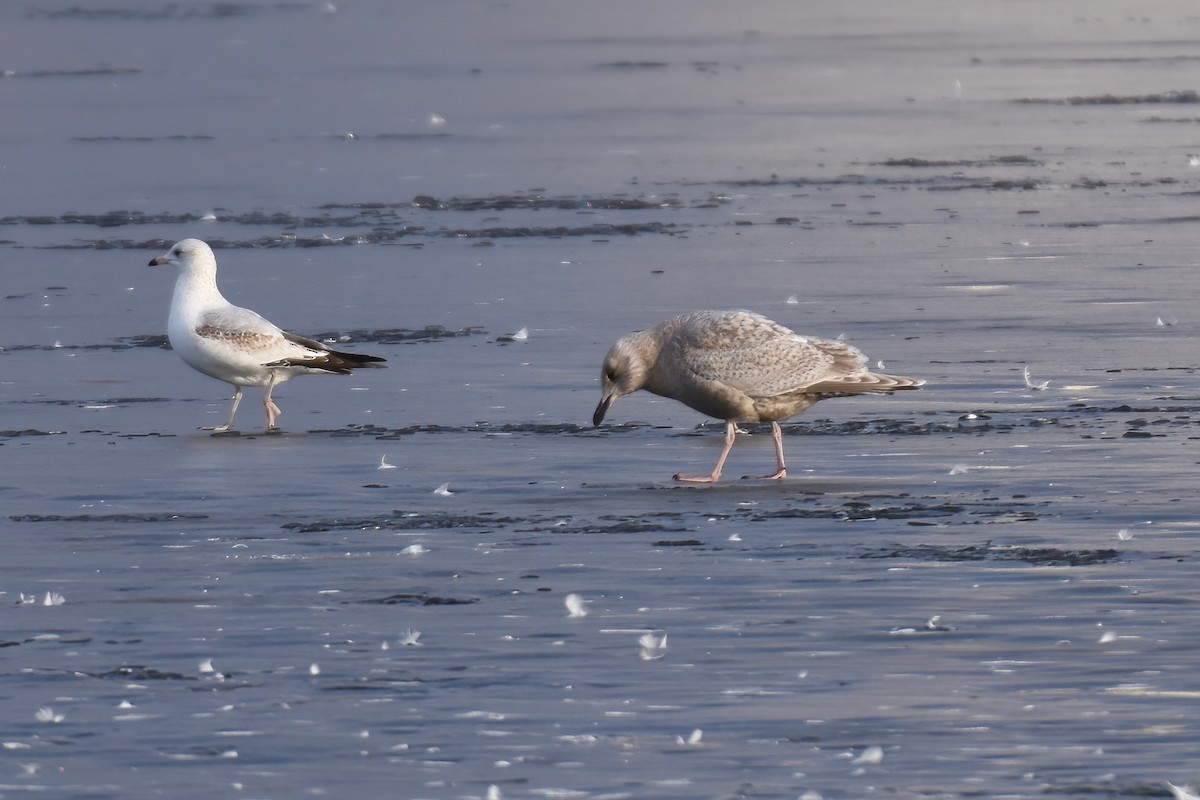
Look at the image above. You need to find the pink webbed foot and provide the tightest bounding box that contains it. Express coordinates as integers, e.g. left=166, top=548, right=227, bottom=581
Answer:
left=742, top=468, right=787, bottom=481
left=739, top=422, right=788, bottom=480
left=673, top=471, right=723, bottom=484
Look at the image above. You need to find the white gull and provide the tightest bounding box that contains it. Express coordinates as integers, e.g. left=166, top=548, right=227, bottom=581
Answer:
left=150, top=238, right=386, bottom=431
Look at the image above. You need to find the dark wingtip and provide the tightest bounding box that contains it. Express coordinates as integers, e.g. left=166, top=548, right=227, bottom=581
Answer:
left=346, top=353, right=387, bottom=367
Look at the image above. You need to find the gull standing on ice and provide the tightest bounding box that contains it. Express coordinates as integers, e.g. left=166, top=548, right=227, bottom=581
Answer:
left=150, top=239, right=386, bottom=431
left=592, top=310, right=924, bottom=482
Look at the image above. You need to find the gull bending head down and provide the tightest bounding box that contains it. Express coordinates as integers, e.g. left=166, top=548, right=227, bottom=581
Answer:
left=593, top=310, right=923, bottom=483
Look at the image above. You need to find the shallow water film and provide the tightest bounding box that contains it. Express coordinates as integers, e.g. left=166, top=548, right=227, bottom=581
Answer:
left=6, top=1, right=1200, bottom=798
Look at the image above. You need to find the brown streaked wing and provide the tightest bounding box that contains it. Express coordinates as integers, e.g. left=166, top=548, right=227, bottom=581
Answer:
left=678, top=325, right=865, bottom=398
left=194, top=324, right=282, bottom=353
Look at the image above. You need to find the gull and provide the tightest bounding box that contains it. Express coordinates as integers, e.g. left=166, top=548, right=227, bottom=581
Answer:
left=593, top=310, right=923, bottom=482
left=150, top=239, right=386, bottom=432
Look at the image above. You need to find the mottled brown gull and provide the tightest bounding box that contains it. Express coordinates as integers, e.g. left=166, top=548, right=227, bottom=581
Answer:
left=150, top=238, right=386, bottom=432
left=592, top=310, right=924, bottom=482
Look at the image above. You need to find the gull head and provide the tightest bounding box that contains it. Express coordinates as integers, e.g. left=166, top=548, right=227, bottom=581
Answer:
left=149, top=238, right=217, bottom=277
left=593, top=332, right=653, bottom=426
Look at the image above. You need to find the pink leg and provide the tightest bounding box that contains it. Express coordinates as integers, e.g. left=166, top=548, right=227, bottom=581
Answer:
left=210, top=386, right=243, bottom=432
left=744, top=421, right=788, bottom=480
left=264, top=373, right=282, bottom=429
left=674, top=421, right=737, bottom=483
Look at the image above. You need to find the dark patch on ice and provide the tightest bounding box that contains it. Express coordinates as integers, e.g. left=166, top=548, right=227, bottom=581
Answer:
left=728, top=489, right=1053, bottom=528
left=29, top=3, right=308, bottom=21
left=160, top=745, right=244, bottom=758
left=282, top=511, right=527, bottom=533
left=74, top=135, right=214, bottom=142
left=307, top=326, right=485, bottom=345
left=757, top=415, right=1046, bottom=437
left=1013, top=89, right=1200, bottom=105
left=403, top=194, right=685, bottom=211
left=859, top=542, right=1120, bottom=566
left=707, top=169, right=1196, bottom=195
left=436, top=221, right=684, bottom=239
left=596, top=61, right=670, bottom=70
left=285, top=509, right=693, bottom=537
left=91, top=665, right=195, bottom=681
left=280, top=491, right=1064, bottom=545
left=11, top=512, right=208, bottom=523
left=1, top=67, right=141, bottom=78
left=555, top=521, right=682, bottom=535
left=40, top=220, right=683, bottom=250
left=4, top=192, right=693, bottom=234
left=1041, top=779, right=1178, bottom=797
left=750, top=500, right=966, bottom=522
left=927, top=179, right=1040, bottom=192
left=331, top=132, right=451, bottom=142
left=360, top=592, right=479, bottom=606
left=2, top=337, right=168, bottom=352
left=871, top=155, right=1041, bottom=167
left=0, top=429, right=65, bottom=438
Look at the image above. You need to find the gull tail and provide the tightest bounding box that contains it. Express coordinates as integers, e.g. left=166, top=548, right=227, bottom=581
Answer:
left=267, top=332, right=387, bottom=373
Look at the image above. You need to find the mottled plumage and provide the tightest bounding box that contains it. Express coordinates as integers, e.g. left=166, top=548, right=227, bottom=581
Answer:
left=593, top=310, right=923, bottom=482
left=150, top=238, right=385, bottom=431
